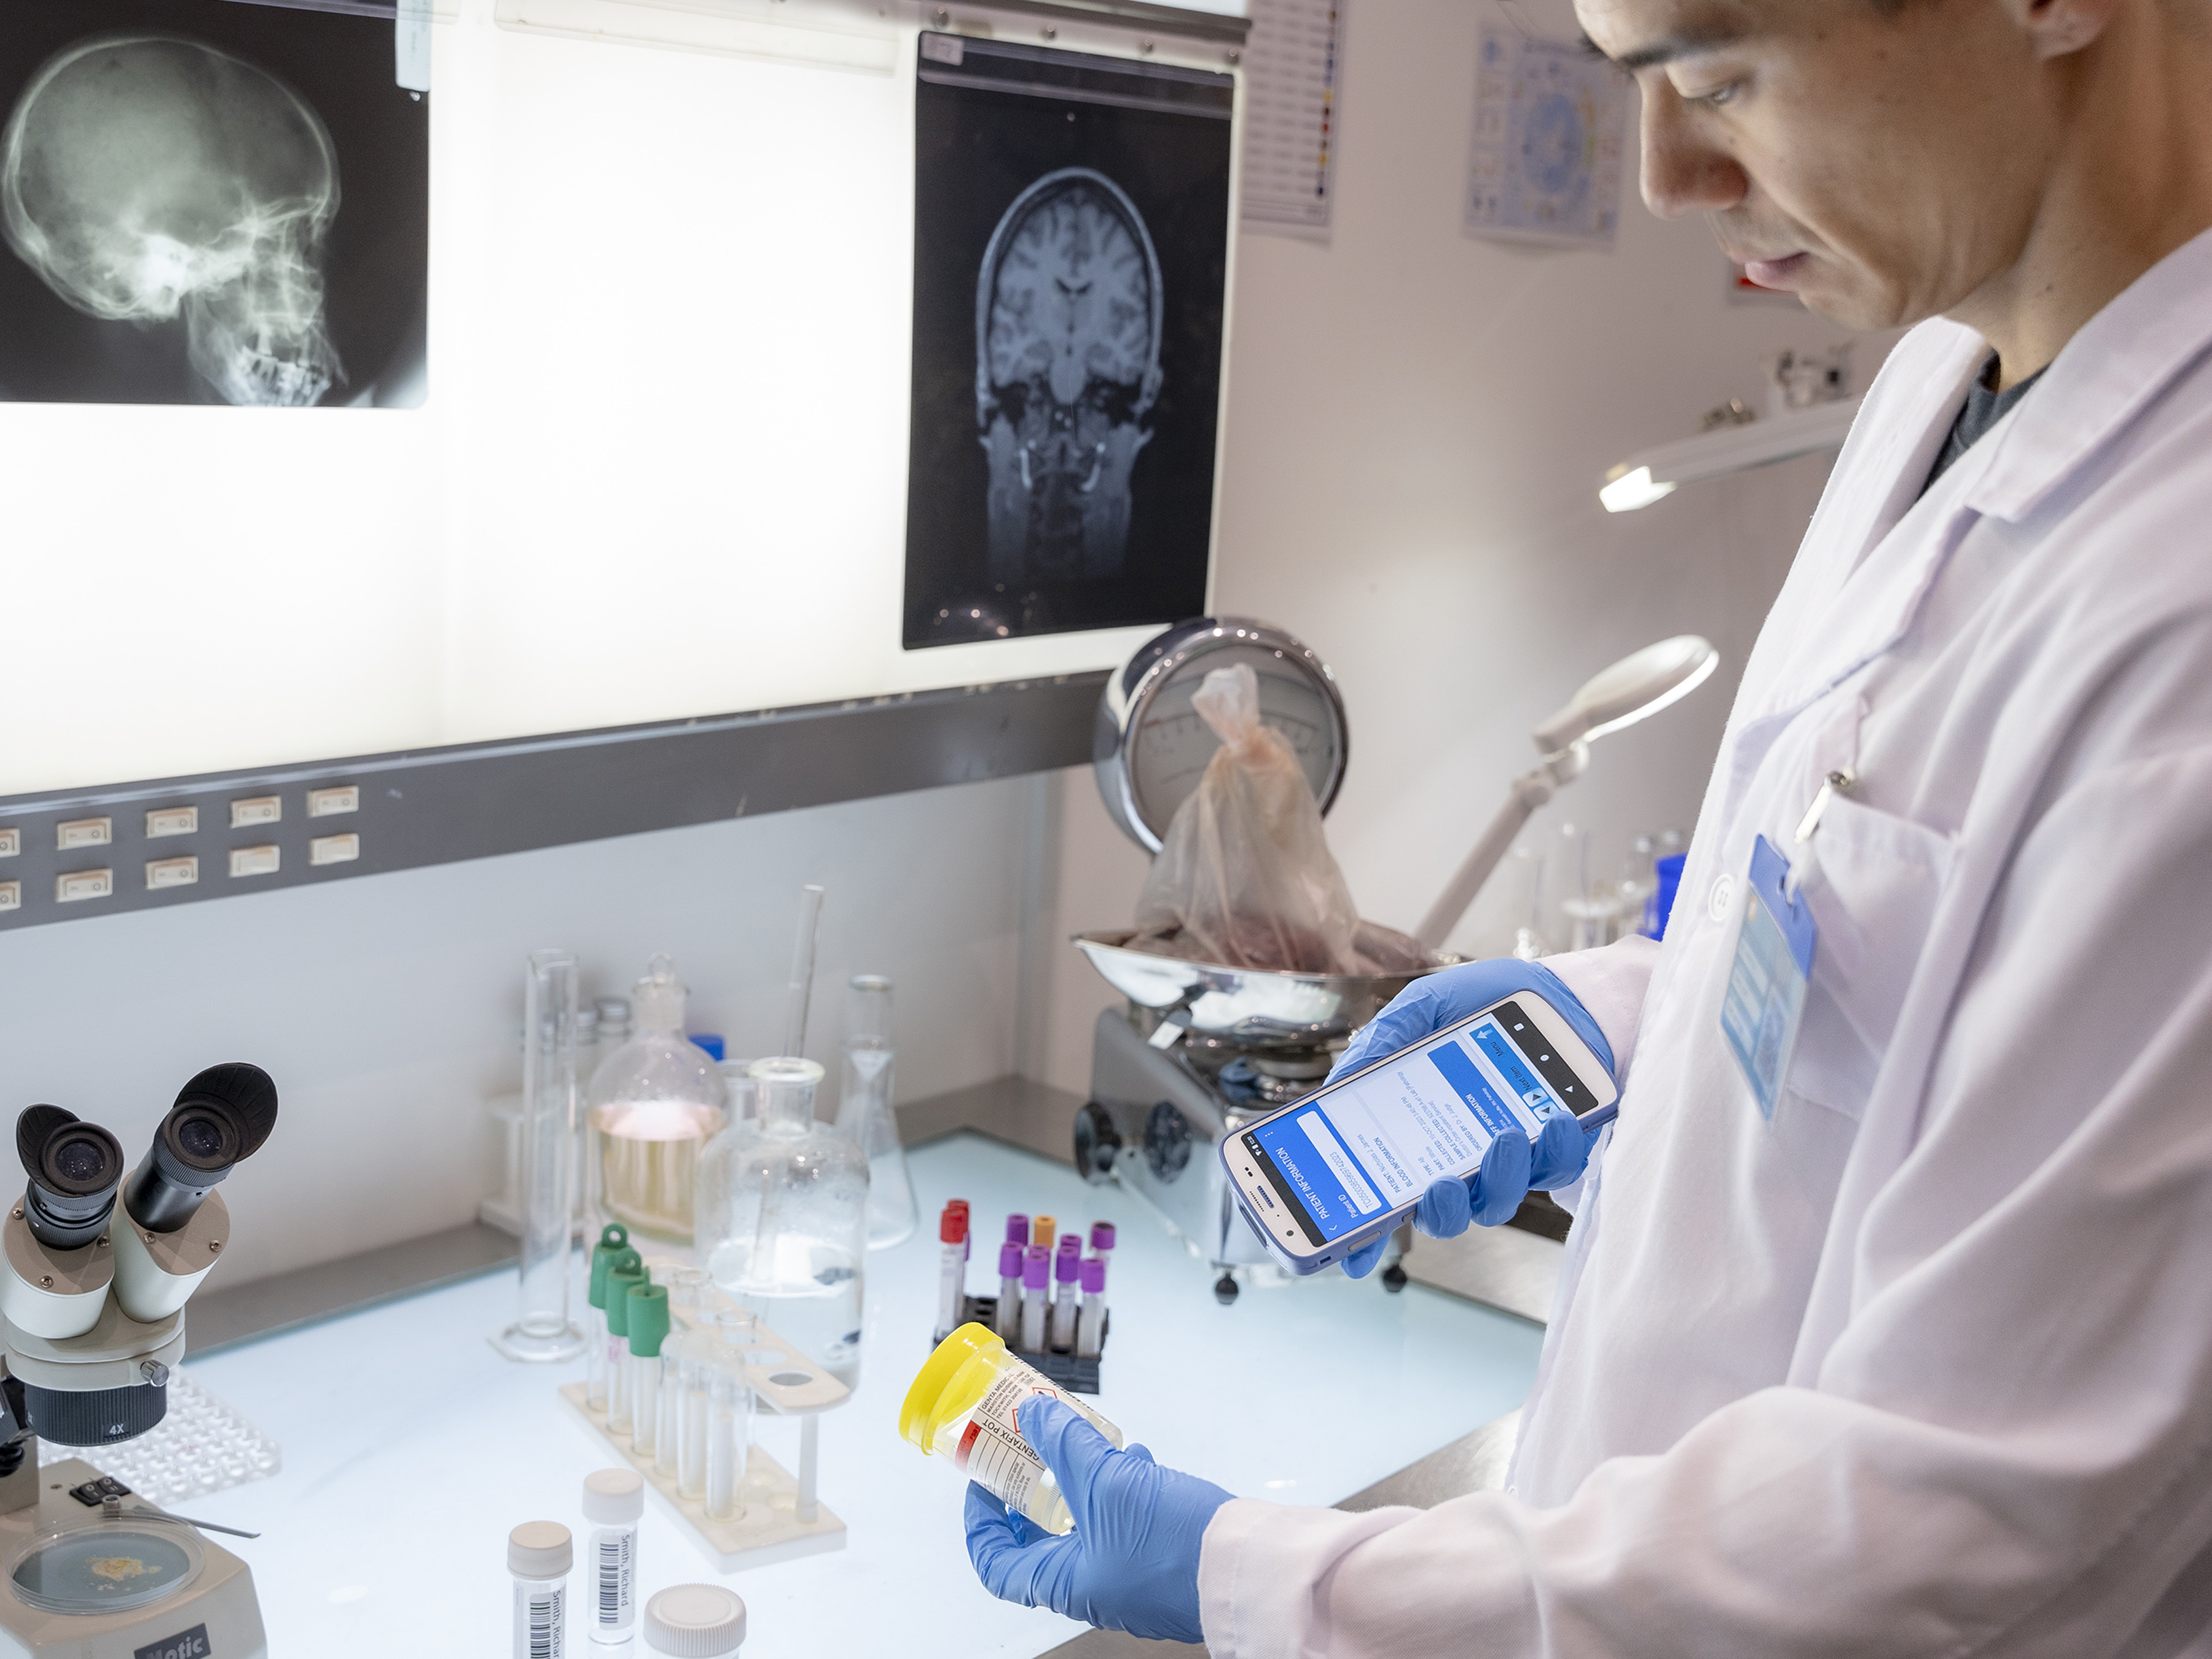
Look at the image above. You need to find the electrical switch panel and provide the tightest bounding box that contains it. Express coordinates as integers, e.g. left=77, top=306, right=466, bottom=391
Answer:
left=229, top=796, right=281, bottom=830
left=146, top=857, right=198, bottom=891
left=0, top=829, right=17, bottom=858
left=55, top=869, right=113, bottom=903
left=146, top=806, right=198, bottom=838
left=55, top=818, right=111, bottom=851
left=306, top=786, right=359, bottom=817
left=0, top=883, right=17, bottom=912
left=308, top=833, right=360, bottom=866
left=229, top=845, right=280, bottom=879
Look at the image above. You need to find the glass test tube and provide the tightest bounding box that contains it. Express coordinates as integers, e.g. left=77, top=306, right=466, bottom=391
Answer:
left=659, top=1268, right=707, bottom=1480
left=492, top=951, right=589, bottom=1362
left=704, top=1340, right=753, bottom=1521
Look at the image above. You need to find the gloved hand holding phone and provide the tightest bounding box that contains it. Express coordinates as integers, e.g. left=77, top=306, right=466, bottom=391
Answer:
left=1333, top=959, right=1617, bottom=1279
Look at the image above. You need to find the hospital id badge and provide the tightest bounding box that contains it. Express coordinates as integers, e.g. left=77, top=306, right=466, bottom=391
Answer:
left=1719, top=835, right=1818, bottom=1121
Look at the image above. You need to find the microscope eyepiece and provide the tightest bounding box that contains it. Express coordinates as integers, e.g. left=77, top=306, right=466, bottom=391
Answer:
left=15, top=1105, right=125, bottom=1251
left=124, top=1063, right=279, bottom=1235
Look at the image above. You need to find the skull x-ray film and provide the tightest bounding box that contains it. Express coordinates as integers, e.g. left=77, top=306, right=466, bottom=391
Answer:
left=0, top=0, right=427, bottom=407
left=904, top=34, right=1233, bottom=649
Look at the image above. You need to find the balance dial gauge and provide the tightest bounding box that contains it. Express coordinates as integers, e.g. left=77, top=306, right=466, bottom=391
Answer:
left=1094, top=618, right=1349, bottom=854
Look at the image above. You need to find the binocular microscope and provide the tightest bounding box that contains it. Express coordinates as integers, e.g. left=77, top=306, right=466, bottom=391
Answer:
left=0, top=1064, right=278, bottom=1658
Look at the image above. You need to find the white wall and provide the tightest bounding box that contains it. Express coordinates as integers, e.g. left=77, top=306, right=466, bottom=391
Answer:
left=0, top=0, right=1907, bottom=1282
left=0, top=778, right=1037, bottom=1285
left=1027, top=0, right=1900, bottom=1098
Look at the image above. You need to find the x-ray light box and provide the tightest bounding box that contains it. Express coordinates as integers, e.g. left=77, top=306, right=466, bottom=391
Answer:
left=0, top=0, right=1244, bottom=802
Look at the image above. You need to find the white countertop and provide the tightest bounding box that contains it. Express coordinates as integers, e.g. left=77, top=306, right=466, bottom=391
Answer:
left=176, top=1132, right=1543, bottom=1657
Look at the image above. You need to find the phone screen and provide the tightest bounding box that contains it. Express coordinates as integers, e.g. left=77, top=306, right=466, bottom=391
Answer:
left=1241, top=1000, right=1598, bottom=1247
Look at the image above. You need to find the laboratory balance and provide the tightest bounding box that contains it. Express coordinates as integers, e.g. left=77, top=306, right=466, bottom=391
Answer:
left=1072, top=618, right=1457, bottom=1301
left=1071, top=618, right=1722, bottom=1301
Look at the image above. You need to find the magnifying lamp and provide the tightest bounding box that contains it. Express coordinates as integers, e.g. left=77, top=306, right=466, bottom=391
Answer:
left=1413, top=635, right=1719, bottom=951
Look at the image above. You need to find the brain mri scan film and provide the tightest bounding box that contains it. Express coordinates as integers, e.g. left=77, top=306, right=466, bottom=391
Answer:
left=905, top=36, right=1233, bottom=648
left=0, top=0, right=427, bottom=407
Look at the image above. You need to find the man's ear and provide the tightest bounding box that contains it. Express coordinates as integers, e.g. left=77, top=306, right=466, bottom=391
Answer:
left=2002, top=0, right=2125, bottom=58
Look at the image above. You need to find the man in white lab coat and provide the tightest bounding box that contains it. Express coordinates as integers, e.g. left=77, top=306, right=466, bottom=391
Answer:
left=966, top=0, right=2212, bottom=1652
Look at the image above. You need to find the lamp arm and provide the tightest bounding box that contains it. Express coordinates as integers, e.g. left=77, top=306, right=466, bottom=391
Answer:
left=1412, top=743, right=1588, bottom=952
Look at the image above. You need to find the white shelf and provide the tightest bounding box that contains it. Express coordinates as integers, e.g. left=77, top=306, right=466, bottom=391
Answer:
left=1601, top=396, right=1862, bottom=512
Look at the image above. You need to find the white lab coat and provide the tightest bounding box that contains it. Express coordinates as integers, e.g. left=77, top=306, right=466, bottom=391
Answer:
left=1198, top=226, right=2212, bottom=1658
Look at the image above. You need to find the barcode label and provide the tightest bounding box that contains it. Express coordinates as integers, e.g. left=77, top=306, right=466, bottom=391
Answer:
left=525, top=1586, right=562, bottom=1659
left=594, top=1529, right=632, bottom=1628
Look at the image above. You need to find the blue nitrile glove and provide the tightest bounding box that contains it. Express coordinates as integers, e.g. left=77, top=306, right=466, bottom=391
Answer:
left=1336, top=959, right=1616, bottom=1279
left=965, top=1395, right=1234, bottom=1644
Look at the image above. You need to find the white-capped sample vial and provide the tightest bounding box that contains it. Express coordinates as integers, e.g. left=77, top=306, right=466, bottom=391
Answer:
left=644, top=1584, right=747, bottom=1657
left=509, top=1521, right=572, bottom=1659
left=582, top=1469, right=642, bottom=1648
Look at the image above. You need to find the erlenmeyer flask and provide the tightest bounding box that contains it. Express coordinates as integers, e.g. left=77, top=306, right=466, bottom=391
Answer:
left=835, top=975, right=917, bottom=1249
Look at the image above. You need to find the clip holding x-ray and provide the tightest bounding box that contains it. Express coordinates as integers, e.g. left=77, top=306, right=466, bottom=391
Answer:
left=397, top=0, right=431, bottom=92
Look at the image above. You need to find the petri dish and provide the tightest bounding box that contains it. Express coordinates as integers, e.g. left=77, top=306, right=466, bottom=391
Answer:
left=10, top=1524, right=202, bottom=1614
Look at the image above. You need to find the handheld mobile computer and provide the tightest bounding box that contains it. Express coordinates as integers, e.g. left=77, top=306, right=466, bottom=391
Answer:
left=1221, top=994, right=1618, bottom=1274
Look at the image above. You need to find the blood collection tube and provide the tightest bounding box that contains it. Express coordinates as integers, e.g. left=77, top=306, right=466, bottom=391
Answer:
left=995, top=1242, right=1024, bottom=1341
left=1020, top=1246, right=1049, bottom=1352
left=1005, top=1213, right=1029, bottom=1247
left=935, top=1205, right=969, bottom=1341
left=1077, top=1257, right=1107, bottom=1359
left=1051, top=1246, right=1080, bottom=1351
left=1089, top=1222, right=1115, bottom=1260
left=1032, top=1215, right=1056, bottom=1252
left=585, top=1225, right=629, bottom=1411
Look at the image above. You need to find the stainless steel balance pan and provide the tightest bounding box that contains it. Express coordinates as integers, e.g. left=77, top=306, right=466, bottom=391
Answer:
left=1073, top=929, right=1463, bottom=1048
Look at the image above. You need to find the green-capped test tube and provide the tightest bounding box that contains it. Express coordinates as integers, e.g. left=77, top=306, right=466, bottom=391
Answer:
left=586, top=1223, right=630, bottom=1411
left=604, top=1255, right=645, bottom=1435
left=626, top=1282, right=671, bottom=1458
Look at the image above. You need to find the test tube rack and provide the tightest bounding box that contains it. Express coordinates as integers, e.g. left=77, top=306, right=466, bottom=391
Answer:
left=951, top=1294, right=1110, bottom=1394
left=560, top=1306, right=850, bottom=1573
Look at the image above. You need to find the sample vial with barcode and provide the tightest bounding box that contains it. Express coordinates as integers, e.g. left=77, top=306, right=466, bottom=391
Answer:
left=582, top=1468, right=643, bottom=1647
left=508, top=1521, right=571, bottom=1659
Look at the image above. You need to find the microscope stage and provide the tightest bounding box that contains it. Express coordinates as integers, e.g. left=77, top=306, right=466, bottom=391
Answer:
left=0, top=1457, right=264, bottom=1659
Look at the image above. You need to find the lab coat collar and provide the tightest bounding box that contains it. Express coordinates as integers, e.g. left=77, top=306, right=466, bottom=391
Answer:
left=1758, top=224, right=2212, bottom=720
left=1966, top=222, right=2212, bottom=524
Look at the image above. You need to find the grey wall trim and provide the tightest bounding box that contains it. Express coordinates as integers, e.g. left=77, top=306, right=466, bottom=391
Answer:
left=0, top=673, right=1107, bottom=935
left=962, top=0, right=1252, bottom=47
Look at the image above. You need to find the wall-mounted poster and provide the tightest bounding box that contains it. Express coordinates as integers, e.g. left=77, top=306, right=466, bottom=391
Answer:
left=1464, top=23, right=1626, bottom=250
left=903, top=33, right=1234, bottom=649
left=0, top=0, right=428, bottom=407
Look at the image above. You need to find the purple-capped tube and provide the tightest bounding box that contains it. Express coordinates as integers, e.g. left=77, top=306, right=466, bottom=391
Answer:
left=1077, top=1257, right=1107, bottom=1359
left=1089, top=1222, right=1115, bottom=1258
left=1006, top=1214, right=1029, bottom=1247
left=995, top=1242, right=1024, bottom=1341
left=1020, top=1246, right=1049, bottom=1352
left=1051, top=1246, right=1081, bottom=1350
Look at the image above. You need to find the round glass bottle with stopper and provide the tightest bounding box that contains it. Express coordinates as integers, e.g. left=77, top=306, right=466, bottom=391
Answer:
left=587, top=954, right=728, bottom=1241
left=695, top=1058, right=868, bottom=1386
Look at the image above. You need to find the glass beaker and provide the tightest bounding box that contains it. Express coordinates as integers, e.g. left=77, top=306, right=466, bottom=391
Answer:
left=492, top=949, right=589, bottom=1362
left=834, top=976, right=917, bottom=1250
left=695, top=1058, right=868, bottom=1386
left=587, top=955, right=728, bottom=1241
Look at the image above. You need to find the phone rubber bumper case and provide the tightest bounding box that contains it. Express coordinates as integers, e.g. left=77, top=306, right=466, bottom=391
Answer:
left=1221, top=1143, right=1387, bottom=1274
left=901, top=1322, right=1123, bottom=1535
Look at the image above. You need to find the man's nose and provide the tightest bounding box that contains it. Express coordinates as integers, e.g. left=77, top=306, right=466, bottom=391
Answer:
left=1639, top=85, right=1748, bottom=218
